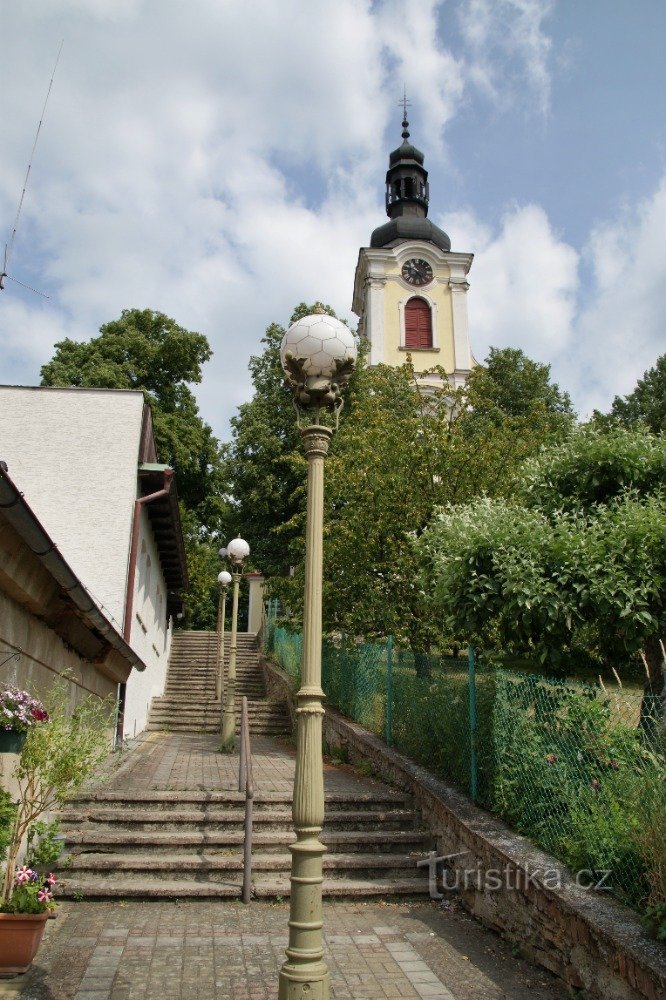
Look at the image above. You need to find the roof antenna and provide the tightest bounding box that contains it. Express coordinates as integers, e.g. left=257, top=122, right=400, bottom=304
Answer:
left=1, top=40, right=64, bottom=298
left=399, top=86, right=411, bottom=140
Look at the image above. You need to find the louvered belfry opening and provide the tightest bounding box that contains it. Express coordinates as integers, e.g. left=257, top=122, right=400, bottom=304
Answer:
left=404, top=297, right=433, bottom=349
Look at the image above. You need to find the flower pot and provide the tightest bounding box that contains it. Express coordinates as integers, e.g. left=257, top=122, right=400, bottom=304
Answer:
left=0, top=731, right=26, bottom=754
left=0, top=911, right=49, bottom=973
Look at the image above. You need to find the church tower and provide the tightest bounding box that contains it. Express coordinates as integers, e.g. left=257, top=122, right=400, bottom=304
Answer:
left=352, top=112, right=475, bottom=391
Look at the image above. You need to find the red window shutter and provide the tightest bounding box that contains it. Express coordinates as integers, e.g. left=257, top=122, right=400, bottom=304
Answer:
left=404, top=298, right=432, bottom=349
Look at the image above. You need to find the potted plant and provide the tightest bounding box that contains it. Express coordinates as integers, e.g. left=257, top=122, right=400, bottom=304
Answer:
left=0, top=679, right=113, bottom=973
left=0, top=867, right=57, bottom=973
left=0, top=688, right=49, bottom=754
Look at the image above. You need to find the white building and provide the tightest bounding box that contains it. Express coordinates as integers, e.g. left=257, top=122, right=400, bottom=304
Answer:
left=0, top=386, right=187, bottom=738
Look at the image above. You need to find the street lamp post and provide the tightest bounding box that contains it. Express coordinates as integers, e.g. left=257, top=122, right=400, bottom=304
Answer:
left=216, top=569, right=232, bottom=705
left=220, top=535, right=250, bottom=751
left=277, top=313, right=356, bottom=999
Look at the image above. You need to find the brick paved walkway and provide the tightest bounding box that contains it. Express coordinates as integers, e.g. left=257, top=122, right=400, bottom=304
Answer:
left=8, top=900, right=570, bottom=999
left=2, top=734, right=571, bottom=998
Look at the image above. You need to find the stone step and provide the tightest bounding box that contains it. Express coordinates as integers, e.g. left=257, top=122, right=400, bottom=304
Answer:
left=145, top=723, right=290, bottom=735
left=66, top=790, right=413, bottom=810
left=149, top=705, right=285, bottom=717
left=62, top=829, right=433, bottom=855
left=57, top=851, right=424, bottom=882
left=55, top=876, right=429, bottom=901
left=58, top=807, right=417, bottom=831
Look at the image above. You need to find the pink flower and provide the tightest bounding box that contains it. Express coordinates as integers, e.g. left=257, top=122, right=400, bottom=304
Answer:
left=46, top=873, right=57, bottom=886
left=15, top=866, right=31, bottom=884
left=37, top=889, right=53, bottom=903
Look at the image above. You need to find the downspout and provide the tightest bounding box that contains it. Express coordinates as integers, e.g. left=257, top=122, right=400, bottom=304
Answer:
left=117, top=468, right=174, bottom=745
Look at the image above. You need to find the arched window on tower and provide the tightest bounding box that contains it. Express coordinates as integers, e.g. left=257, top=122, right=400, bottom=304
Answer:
left=404, top=297, right=433, bottom=349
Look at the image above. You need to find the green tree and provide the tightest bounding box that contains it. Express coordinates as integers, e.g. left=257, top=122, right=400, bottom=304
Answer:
left=271, top=347, right=574, bottom=670
left=420, top=425, right=666, bottom=725
left=596, top=354, right=666, bottom=434
left=40, top=308, right=231, bottom=626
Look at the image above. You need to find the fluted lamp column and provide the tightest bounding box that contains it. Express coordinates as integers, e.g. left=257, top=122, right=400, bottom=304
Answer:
left=216, top=569, right=232, bottom=706
left=220, top=536, right=250, bottom=751
left=277, top=313, right=357, bottom=999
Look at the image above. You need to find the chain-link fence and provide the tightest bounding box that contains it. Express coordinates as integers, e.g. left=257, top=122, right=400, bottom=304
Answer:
left=492, top=669, right=664, bottom=910
left=264, top=610, right=665, bottom=914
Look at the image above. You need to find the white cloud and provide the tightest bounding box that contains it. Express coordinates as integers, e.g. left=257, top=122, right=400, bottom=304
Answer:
left=442, top=174, right=666, bottom=418
left=457, top=0, right=554, bottom=116
left=571, top=177, right=666, bottom=416
left=444, top=203, right=578, bottom=363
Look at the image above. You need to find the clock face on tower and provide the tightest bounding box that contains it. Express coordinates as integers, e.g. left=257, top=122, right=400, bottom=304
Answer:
left=401, top=258, right=433, bottom=286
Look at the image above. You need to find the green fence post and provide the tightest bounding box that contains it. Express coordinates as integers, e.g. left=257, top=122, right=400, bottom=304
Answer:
left=385, top=635, right=394, bottom=747
left=467, top=645, right=479, bottom=802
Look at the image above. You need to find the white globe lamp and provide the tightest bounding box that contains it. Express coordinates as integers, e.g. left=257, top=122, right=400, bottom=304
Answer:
left=227, top=536, right=250, bottom=564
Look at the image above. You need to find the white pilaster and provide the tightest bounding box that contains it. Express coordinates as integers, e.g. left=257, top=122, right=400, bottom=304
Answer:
left=366, top=276, right=386, bottom=366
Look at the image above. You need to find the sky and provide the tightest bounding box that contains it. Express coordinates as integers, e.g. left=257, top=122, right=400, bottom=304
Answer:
left=1, top=0, right=665, bottom=443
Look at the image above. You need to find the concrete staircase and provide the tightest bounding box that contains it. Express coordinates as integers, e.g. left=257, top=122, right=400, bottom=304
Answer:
left=146, top=630, right=291, bottom=736
left=55, top=788, right=434, bottom=900
left=53, top=630, right=434, bottom=900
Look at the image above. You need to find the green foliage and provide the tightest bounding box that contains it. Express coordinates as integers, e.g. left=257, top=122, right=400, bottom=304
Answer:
left=421, top=491, right=666, bottom=673
left=643, top=903, right=666, bottom=941
left=598, top=353, right=666, bottom=434
left=462, top=346, right=573, bottom=424
left=271, top=347, right=572, bottom=655
left=518, top=424, right=666, bottom=513
left=26, top=819, right=63, bottom=869
left=492, top=670, right=660, bottom=908
left=2, top=679, right=114, bottom=905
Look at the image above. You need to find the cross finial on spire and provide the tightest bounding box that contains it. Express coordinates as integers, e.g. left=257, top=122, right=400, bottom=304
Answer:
left=399, top=87, right=411, bottom=140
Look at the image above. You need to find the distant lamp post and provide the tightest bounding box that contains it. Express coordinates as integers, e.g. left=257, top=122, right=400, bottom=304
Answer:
left=216, top=570, right=232, bottom=704
left=277, top=313, right=356, bottom=999
left=220, top=535, right=250, bottom=751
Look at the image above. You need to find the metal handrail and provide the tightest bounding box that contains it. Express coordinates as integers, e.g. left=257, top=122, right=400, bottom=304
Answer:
left=238, top=695, right=254, bottom=903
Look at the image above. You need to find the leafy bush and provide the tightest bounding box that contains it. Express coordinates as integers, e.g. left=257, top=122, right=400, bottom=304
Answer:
left=492, top=671, right=662, bottom=908
left=26, top=819, right=63, bottom=869
left=1, top=679, right=113, bottom=905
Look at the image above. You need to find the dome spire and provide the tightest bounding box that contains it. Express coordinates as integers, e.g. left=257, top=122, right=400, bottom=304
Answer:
left=368, top=94, right=451, bottom=252
left=401, top=87, right=411, bottom=141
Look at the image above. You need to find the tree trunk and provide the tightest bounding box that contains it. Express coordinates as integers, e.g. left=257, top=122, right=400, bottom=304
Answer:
left=412, top=648, right=432, bottom=679
left=639, top=636, right=665, bottom=740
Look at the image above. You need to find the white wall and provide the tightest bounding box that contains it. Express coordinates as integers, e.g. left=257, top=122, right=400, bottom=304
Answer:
left=122, top=504, right=172, bottom=736
left=0, top=387, right=143, bottom=632
left=0, top=386, right=175, bottom=737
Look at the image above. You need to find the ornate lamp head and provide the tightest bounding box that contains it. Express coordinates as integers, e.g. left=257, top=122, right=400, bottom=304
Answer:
left=280, top=313, right=357, bottom=425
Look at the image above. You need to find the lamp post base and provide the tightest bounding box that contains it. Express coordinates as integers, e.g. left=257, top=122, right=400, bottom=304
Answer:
left=278, top=964, right=330, bottom=999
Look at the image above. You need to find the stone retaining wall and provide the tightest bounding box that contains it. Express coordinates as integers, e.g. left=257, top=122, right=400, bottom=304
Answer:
left=261, top=655, right=666, bottom=1000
